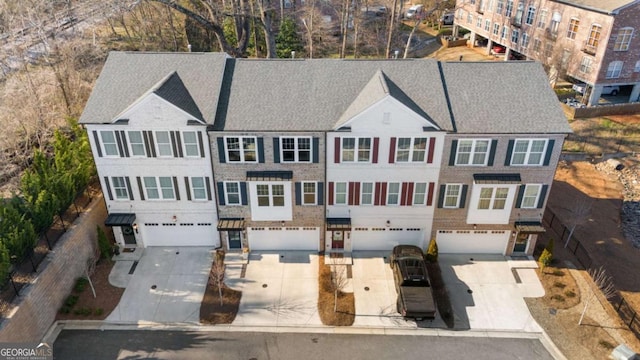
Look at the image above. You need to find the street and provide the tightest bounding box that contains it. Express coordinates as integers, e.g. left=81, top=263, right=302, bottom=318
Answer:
left=54, top=329, right=554, bottom=359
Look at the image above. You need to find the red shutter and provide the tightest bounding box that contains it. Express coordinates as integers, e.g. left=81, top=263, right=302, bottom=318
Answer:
left=328, top=182, right=335, bottom=205
left=380, top=182, right=387, bottom=206
left=427, top=137, right=436, bottom=164
left=401, top=183, right=409, bottom=206
left=354, top=182, right=361, bottom=205
left=374, top=182, right=381, bottom=205
left=427, top=182, right=435, bottom=206
left=348, top=182, right=356, bottom=205
left=372, top=137, right=379, bottom=163
left=408, top=182, right=415, bottom=205
left=389, top=137, right=396, bottom=164
left=334, top=137, right=341, bottom=164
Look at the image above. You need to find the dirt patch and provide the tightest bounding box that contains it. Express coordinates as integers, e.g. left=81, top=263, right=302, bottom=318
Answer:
left=537, top=266, right=580, bottom=309
left=199, top=253, right=241, bottom=325
left=564, top=117, right=640, bottom=154
left=318, top=255, right=355, bottom=326
left=55, top=260, right=124, bottom=320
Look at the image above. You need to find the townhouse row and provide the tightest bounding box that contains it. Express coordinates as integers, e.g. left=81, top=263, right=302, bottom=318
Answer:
left=80, top=52, right=571, bottom=256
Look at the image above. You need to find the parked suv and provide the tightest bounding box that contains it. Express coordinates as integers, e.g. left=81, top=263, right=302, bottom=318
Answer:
left=390, top=245, right=436, bottom=320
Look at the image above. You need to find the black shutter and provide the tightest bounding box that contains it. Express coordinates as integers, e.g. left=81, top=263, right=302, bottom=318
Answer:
left=295, top=182, right=301, bottom=205
left=437, top=184, right=446, bottom=208
left=487, top=139, right=498, bottom=166
left=258, top=137, right=265, bottom=163
left=537, top=185, right=548, bottom=208
left=543, top=140, right=555, bottom=166
left=273, top=137, right=280, bottom=163
left=173, top=176, right=180, bottom=200
left=317, top=182, right=324, bottom=205
left=104, top=177, right=113, bottom=200
left=312, top=137, right=320, bottom=163
left=92, top=131, right=103, bottom=157
left=459, top=185, right=468, bottom=208
left=175, top=131, right=183, bottom=157
left=170, top=131, right=179, bottom=158
left=448, top=140, right=458, bottom=166
left=125, top=177, right=134, bottom=200
left=184, top=177, right=192, bottom=200
left=147, top=131, right=157, bottom=157
left=515, top=185, right=525, bottom=209
left=120, top=131, right=130, bottom=157
left=240, top=182, right=248, bottom=205
left=143, top=131, right=152, bottom=157
left=505, top=140, right=515, bottom=166
left=217, top=182, right=226, bottom=205
left=205, top=177, right=212, bottom=201
left=137, top=177, right=145, bottom=200
left=217, top=137, right=226, bottom=163
left=114, top=131, right=124, bottom=157
left=197, top=132, right=205, bottom=158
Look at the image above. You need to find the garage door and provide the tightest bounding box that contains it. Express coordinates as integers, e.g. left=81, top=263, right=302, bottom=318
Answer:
left=142, top=223, right=219, bottom=247
left=248, top=227, right=319, bottom=250
left=351, top=228, right=424, bottom=251
left=436, top=230, right=509, bottom=254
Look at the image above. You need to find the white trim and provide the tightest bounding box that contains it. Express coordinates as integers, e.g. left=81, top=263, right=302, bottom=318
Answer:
left=155, top=131, right=173, bottom=157
left=455, top=139, right=491, bottom=166
left=340, top=137, right=372, bottom=163
left=224, top=181, right=242, bottom=205
left=190, top=176, right=207, bottom=201
left=395, top=137, right=428, bottom=163
left=224, top=136, right=258, bottom=163
left=143, top=176, right=175, bottom=200
left=182, top=131, right=200, bottom=158
left=111, top=176, right=129, bottom=200
left=100, top=130, right=119, bottom=157
left=335, top=181, right=348, bottom=205
left=360, top=182, right=374, bottom=206
left=301, top=181, right=317, bottom=205
left=127, top=130, right=146, bottom=157
left=521, top=184, right=542, bottom=209
left=280, top=136, right=312, bottom=163
left=413, top=182, right=428, bottom=206
left=443, top=184, right=462, bottom=208
left=510, top=138, right=548, bottom=166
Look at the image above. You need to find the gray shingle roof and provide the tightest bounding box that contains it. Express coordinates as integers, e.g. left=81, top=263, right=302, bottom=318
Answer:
left=439, top=61, right=572, bottom=134
left=79, top=52, right=228, bottom=125
left=553, top=0, right=637, bottom=14
left=153, top=72, right=204, bottom=122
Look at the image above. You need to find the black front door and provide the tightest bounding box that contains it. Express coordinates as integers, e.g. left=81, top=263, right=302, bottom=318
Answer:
left=228, top=231, right=242, bottom=249
left=122, top=225, right=136, bottom=245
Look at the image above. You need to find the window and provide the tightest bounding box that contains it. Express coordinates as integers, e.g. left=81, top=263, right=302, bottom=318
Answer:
left=128, top=131, right=145, bottom=156
left=155, top=131, right=173, bottom=157
left=387, top=183, right=401, bottom=205
left=511, top=139, right=547, bottom=165
left=456, top=139, right=490, bottom=166
left=361, top=182, right=373, bottom=205
left=533, top=38, right=541, bottom=52
left=191, top=177, right=207, bottom=200
left=567, top=18, right=579, bottom=39
left=505, top=0, right=513, bottom=17
left=521, top=184, right=541, bottom=208
left=224, top=182, right=241, bottom=204
left=413, top=183, right=427, bottom=205
left=112, top=177, right=128, bottom=200
left=511, top=29, right=519, bottom=43
left=302, top=182, right=317, bottom=205
left=537, top=9, right=547, bottom=29
left=396, top=137, right=427, bottom=162
left=606, top=61, right=623, bottom=78
left=635, top=60, right=640, bottom=72
left=550, top=12, right=561, bottom=34
left=478, top=187, right=509, bottom=210
left=183, top=132, right=200, bottom=157
left=586, top=24, right=601, bottom=48
left=226, top=137, right=257, bottom=162
left=614, top=28, right=633, bottom=51
left=100, top=131, right=118, bottom=156
left=493, top=23, right=500, bottom=35
left=521, top=33, right=529, bottom=49
left=477, top=16, right=482, bottom=28
left=281, top=137, right=311, bottom=162
left=544, top=43, right=553, bottom=58
left=257, top=184, right=285, bottom=207
left=485, top=19, right=491, bottom=31
left=467, top=13, right=473, bottom=24
left=144, top=177, right=175, bottom=200
left=342, top=137, right=371, bottom=162
left=335, top=182, right=348, bottom=205
left=496, top=0, right=503, bottom=14
left=580, top=56, right=593, bottom=73
left=501, top=25, right=508, bottom=39
left=444, top=184, right=462, bottom=208
left=525, top=6, right=535, bottom=25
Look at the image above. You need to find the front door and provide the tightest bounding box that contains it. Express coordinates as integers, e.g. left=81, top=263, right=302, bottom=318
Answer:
left=513, top=233, right=529, bottom=253
left=228, top=231, right=242, bottom=250
left=332, top=231, right=344, bottom=249
left=122, top=226, right=136, bottom=246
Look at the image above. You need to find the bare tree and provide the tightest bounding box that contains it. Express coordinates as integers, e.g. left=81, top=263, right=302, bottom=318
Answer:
left=84, top=249, right=100, bottom=299
left=563, top=197, right=593, bottom=248
left=330, top=258, right=349, bottom=312
left=579, top=266, right=616, bottom=325
left=209, top=250, right=226, bottom=306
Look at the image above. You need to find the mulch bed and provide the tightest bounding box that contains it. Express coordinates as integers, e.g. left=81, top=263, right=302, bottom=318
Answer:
left=199, top=256, right=242, bottom=325
left=318, top=255, right=355, bottom=326
left=426, top=261, right=454, bottom=328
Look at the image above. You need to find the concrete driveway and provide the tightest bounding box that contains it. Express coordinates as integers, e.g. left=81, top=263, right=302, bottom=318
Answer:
left=227, top=251, right=321, bottom=327
left=107, top=247, right=213, bottom=324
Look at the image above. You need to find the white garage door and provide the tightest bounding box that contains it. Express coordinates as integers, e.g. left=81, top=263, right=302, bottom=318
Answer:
left=436, top=230, right=510, bottom=254
left=351, top=228, right=424, bottom=251
left=143, top=223, right=219, bottom=247
left=248, top=227, right=319, bottom=250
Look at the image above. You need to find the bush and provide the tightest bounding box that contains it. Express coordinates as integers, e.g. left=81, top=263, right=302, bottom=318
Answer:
left=73, top=307, right=92, bottom=316
left=550, top=294, right=565, bottom=302
left=74, top=277, right=88, bottom=293
left=97, top=226, right=111, bottom=260
left=59, top=306, right=71, bottom=314
left=94, top=308, right=104, bottom=316
left=65, top=295, right=79, bottom=307
left=425, top=239, right=438, bottom=263
left=565, top=290, right=576, bottom=298
left=553, top=281, right=566, bottom=289
left=539, top=239, right=554, bottom=271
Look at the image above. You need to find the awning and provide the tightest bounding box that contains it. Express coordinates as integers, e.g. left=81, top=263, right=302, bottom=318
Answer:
left=105, top=213, right=136, bottom=226
left=217, top=218, right=245, bottom=231
left=326, top=218, right=351, bottom=230
left=474, top=173, right=521, bottom=184
left=515, top=221, right=546, bottom=233
left=246, top=171, right=293, bottom=181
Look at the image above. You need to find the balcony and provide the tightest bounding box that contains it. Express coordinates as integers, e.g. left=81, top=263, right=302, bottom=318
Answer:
left=476, top=5, right=484, bottom=14
left=545, top=28, right=558, bottom=41
left=511, top=18, right=522, bottom=27
left=582, top=41, right=598, bottom=55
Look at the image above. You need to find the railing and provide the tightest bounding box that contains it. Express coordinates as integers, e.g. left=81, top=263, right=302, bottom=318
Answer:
left=582, top=41, right=597, bottom=55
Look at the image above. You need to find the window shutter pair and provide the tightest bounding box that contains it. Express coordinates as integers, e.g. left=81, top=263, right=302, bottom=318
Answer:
left=273, top=137, right=321, bottom=163
left=437, top=184, right=468, bottom=208
left=515, top=184, right=548, bottom=208
left=133, top=176, right=179, bottom=200
left=183, top=177, right=212, bottom=201
left=504, top=139, right=555, bottom=166
left=216, top=137, right=265, bottom=163
left=449, top=139, right=498, bottom=166
left=294, top=182, right=324, bottom=205
left=217, top=182, right=248, bottom=205
left=103, top=176, right=134, bottom=201
left=93, top=130, right=130, bottom=157
left=334, top=137, right=379, bottom=163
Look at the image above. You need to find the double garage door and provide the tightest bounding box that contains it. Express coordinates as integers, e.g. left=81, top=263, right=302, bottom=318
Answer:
left=142, top=223, right=219, bottom=247
left=248, top=227, right=319, bottom=250
left=436, top=230, right=510, bottom=254
left=351, top=228, right=424, bottom=251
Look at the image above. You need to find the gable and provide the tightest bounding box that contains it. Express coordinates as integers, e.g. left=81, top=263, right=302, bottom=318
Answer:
left=115, top=93, right=204, bottom=128
left=340, top=96, right=440, bottom=133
